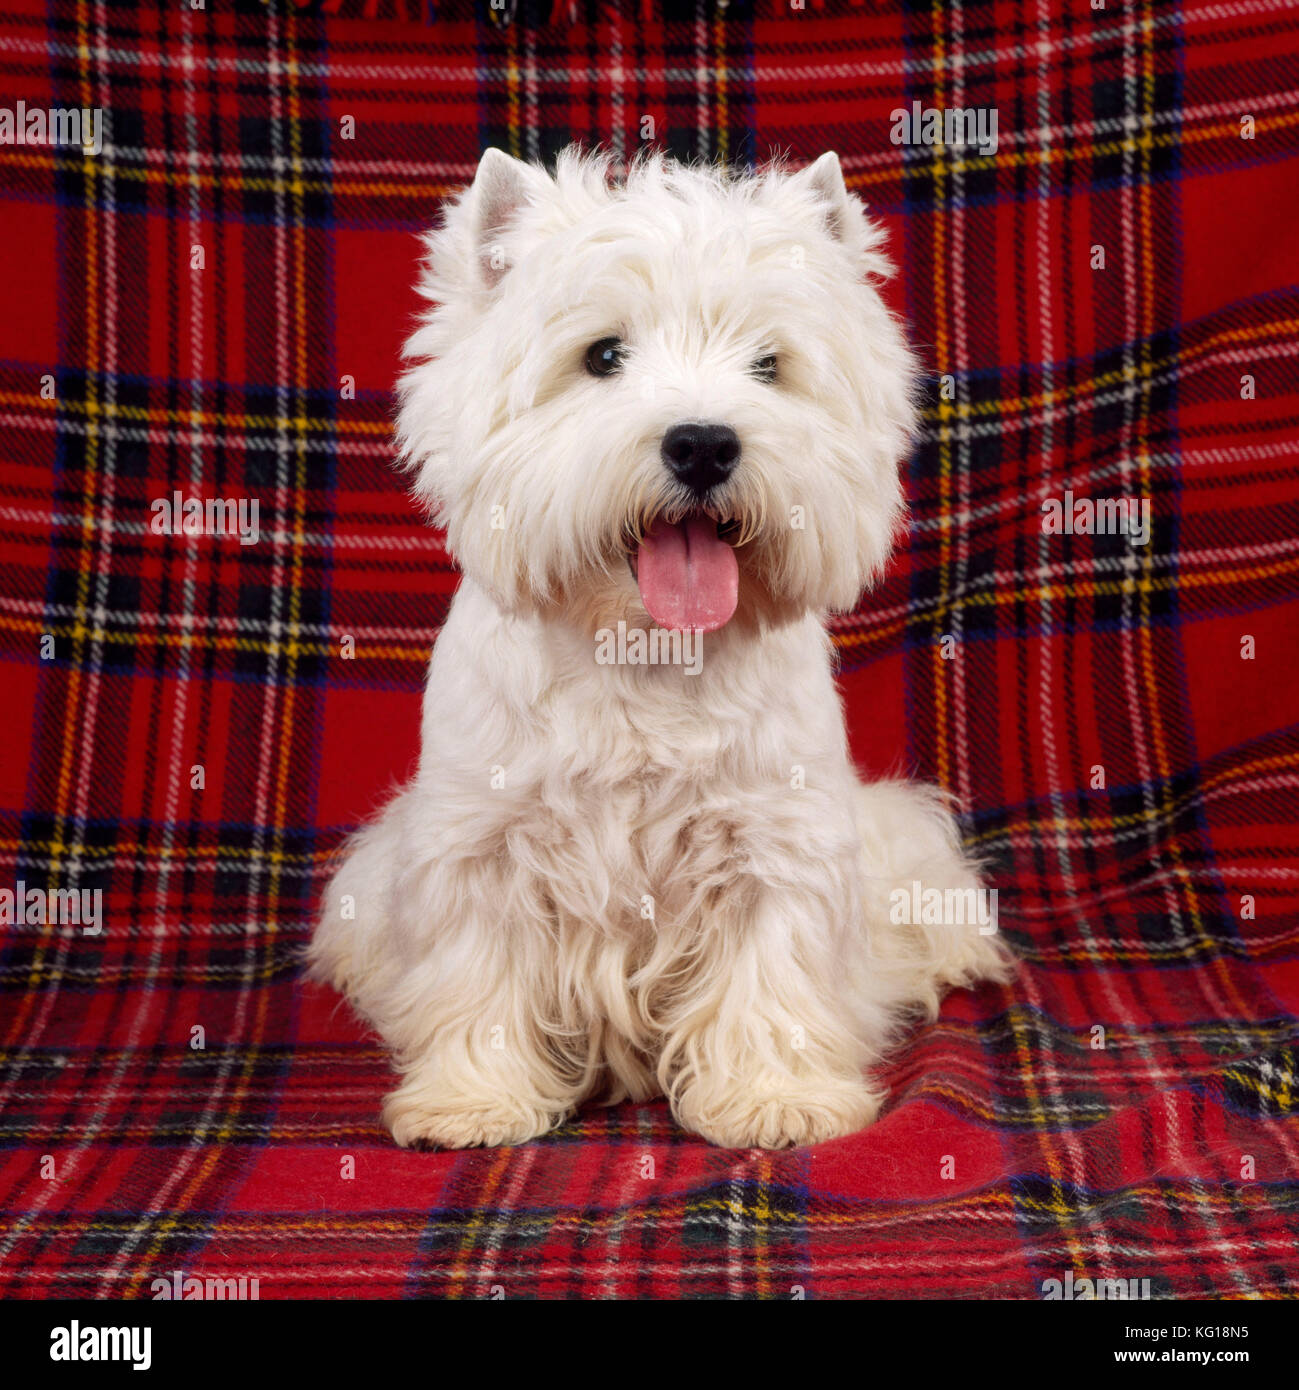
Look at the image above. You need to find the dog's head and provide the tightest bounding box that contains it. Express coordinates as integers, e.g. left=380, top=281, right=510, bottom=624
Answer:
left=398, top=147, right=915, bottom=633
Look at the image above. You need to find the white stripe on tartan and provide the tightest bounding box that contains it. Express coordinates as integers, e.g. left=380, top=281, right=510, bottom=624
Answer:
left=694, top=0, right=708, bottom=164
left=0, top=0, right=1291, bottom=87
left=1130, top=10, right=1260, bottom=1292
left=1, top=526, right=1295, bottom=643
left=833, top=531, right=1299, bottom=633
left=7, top=328, right=1293, bottom=459
left=949, top=0, right=973, bottom=810
left=64, top=21, right=136, bottom=1283
left=610, top=1, right=625, bottom=164
left=0, top=505, right=450, bottom=555
left=4, top=325, right=1295, bottom=456
left=0, top=592, right=444, bottom=640
left=599, top=1107, right=657, bottom=1299
left=1021, top=0, right=1102, bottom=1274
left=1004, top=856, right=1299, bottom=921
left=904, top=443, right=1299, bottom=533
left=5, top=76, right=1293, bottom=180
left=3, top=774, right=1296, bottom=887
left=12, top=1230, right=1299, bottom=1291
left=470, top=1144, right=540, bottom=1298
left=93, top=5, right=231, bottom=1298
left=0, top=414, right=398, bottom=456
left=10, top=1200, right=1299, bottom=1252
left=0, top=0, right=130, bottom=1276
left=6, top=433, right=1297, bottom=547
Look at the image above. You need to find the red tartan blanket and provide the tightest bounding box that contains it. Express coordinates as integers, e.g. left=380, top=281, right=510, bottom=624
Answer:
left=1, top=0, right=1298, bottom=1300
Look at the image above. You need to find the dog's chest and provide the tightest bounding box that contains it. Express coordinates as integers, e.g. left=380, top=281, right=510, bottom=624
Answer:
left=517, top=748, right=774, bottom=935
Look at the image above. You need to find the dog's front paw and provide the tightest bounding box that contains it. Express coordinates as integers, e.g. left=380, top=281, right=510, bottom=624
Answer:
left=383, top=1088, right=566, bottom=1149
left=674, top=1075, right=882, bottom=1149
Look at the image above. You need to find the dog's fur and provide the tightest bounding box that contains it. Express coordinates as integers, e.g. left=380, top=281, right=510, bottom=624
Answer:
left=309, top=147, right=1014, bottom=1150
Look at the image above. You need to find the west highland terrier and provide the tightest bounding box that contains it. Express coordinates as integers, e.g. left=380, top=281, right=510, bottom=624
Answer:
left=310, top=147, right=1014, bottom=1149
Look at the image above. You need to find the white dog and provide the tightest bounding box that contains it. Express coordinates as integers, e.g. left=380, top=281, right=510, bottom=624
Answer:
left=310, top=147, right=1014, bottom=1150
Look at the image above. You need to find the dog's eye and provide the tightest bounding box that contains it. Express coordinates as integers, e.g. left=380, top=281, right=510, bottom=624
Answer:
left=585, top=337, right=626, bottom=377
left=751, top=354, right=778, bottom=384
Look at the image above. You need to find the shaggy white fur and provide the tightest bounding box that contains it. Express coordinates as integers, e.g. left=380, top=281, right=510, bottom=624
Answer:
left=309, top=147, right=1014, bottom=1150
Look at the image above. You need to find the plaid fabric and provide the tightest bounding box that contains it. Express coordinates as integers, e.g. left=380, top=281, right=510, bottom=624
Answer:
left=1, top=0, right=1298, bottom=1301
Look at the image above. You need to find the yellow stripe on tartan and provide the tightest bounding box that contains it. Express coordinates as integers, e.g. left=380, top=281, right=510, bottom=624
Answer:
left=754, top=1153, right=772, bottom=1297
left=0, top=391, right=392, bottom=435
left=1022, top=0, right=1086, bottom=1283
left=832, top=546, right=1299, bottom=653
left=714, top=11, right=727, bottom=165
left=124, top=15, right=316, bottom=1300
left=26, top=562, right=1297, bottom=689
left=911, top=317, right=1299, bottom=421
left=915, top=1081, right=1102, bottom=1126
left=2, top=966, right=289, bottom=993
left=0, top=837, right=327, bottom=864
left=687, top=1186, right=1013, bottom=1232
left=0, top=616, right=431, bottom=663
left=448, top=1146, right=515, bottom=1299
left=3, top=102, right=1292, bottom=197
left=917, top=1016, right=1299, bottom=1049
left=1137, top=14, right=1257, bottom=1298
left=1007, top=989, right=1074, bottom=1223
left=507, top=19, right=521, bottom=160
left=14, top=0, right=100, bottom=1014
left=5, top=307, right=1294, bottom=432
left=16, top=921, right=1294, bottom=985
left=1141, top=10, right=1253, bottom=1040
left=10, top=1177, right=1283, bottom=1236
left=250, top=7, right=311, bottom=1192
left=27, top=1180, right=1293, bottom=1261
left=0, top=97, right=1290, bottom=205
left=4, top=539, right=1297, bottom=668
left=1219, top=1064, right=1296, bottom=1113
left=928, top=1, right=951, bottom=794
left=0, top=148, right=469, bottom=198
left=840, top=106, right=1299, bottom=187
left=1014, top=929, right=1299, bottom=968
left=1015, top=1185, right=1091, bottom=1226
left=961, top=748, right=1299, bottom=848
left=120, top=12, right=216, bottom=1297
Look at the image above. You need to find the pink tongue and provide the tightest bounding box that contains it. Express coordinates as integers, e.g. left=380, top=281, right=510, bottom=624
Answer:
left=635, top=517, right=739, bottom=632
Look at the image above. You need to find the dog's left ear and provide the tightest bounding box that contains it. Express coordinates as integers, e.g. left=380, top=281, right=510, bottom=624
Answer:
left=788, top=151, right=854, bottom=241
left=464, top=148, right=551, bottom=290
left=785, top=151, right=889, bottom=272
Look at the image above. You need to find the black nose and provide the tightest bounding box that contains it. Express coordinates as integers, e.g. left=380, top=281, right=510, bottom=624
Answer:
left=660, top=422, right=741, bottom=496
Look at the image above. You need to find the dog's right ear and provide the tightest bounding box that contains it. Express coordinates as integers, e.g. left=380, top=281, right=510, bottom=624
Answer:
left=463, top=148, right=551, bottom=291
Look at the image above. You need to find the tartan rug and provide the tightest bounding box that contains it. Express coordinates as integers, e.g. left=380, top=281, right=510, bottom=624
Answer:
left=2, top=0, right=1298, bottom=1299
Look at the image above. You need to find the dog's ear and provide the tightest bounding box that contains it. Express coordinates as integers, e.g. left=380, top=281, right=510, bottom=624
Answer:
left=788, top=151, right=854, bottom=241
left=465, top=148, right=551, bottom=290
left=784, top=151, right=890, bottom=273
